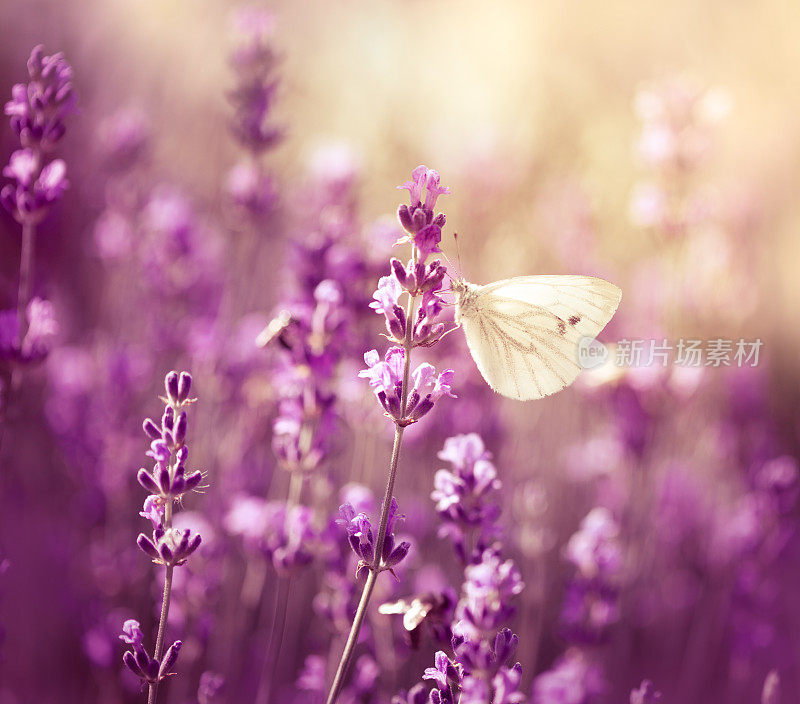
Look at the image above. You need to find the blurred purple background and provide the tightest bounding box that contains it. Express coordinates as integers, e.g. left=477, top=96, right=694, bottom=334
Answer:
left=1, top=1, right=799, bottom=703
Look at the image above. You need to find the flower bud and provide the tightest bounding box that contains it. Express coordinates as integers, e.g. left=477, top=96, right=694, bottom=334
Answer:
left=177, top=372, right=192, bottom=402
left=164, top=371, right=179, bottom=405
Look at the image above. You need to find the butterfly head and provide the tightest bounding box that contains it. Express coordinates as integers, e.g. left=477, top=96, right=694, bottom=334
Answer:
left=450, top=277, right=468, bottom=297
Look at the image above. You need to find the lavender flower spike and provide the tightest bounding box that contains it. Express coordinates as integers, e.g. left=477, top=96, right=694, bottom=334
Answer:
left=1, top=45, right=76, bottom=401
left=359, top=347, right=455, bottom=426
left=124, top=371, right=202, bottom=704
left=337, top=497, right=411, bottom=578
left=4, top=45, right=77, bottom=151
left=327, top=167, right=453, bottom=704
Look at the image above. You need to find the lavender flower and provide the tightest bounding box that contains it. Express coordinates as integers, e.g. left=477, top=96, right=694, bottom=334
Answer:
left=226, top=497, right=318, bottom=572
left=564, top=508, right=622, bottom=580
left=359, top=346, right=455, bottom=425
left=123, top=371, right=202, bottom=701
left=531, top=649, right=606, bottom=704
left=119, top=619, right=144, bottom=647
left=119, top=619, right=183, bottom=686
left=453, top=548, right=524, bottom=640
left=2, top=45, right=75, bottom=224
left=422, top=651, right=461, bottom=703
left=560, top=508, right=622, bottom=644
left=409, top=475, right=525, bottom=704
left=761, top=671, right=780, bottom=704
left=263, top=503, right=318, bottom=571
left=1, top=149, right=68, bottom=224
left=337, top=497, right=410, bottom=577
left=224, top=6, right=282, bottom=222
left=0, top=297, right=57, bottom=365
left=225, top=160, right=276, bottom=215
left=268, top=281, right=343, bottom=475
left=630, top=680, right=662, bottom=704
left=432, top=433, right=502, bottom=563
left=137, top=526, right=202, bottom=567
left=98, top=107, right=150, bottom=170
left=397, top=166, right=450, bottom=258
left=1, top=45, right=75, bottom=395
left=228, top=7, right=281, bottom=152
left=198, top=671, right=225, bottom=704
left=326, top=166, right=455, bottom=704
left=4, top=45, right=76, bottom=151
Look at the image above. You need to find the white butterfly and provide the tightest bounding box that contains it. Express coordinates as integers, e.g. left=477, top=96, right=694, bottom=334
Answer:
left=451, top=275, right=622, bottom=401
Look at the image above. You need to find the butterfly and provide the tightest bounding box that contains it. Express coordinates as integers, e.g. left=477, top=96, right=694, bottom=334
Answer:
left=450, top=275, right=621, bottom=400
left=378, top=591, right=454, bottom=648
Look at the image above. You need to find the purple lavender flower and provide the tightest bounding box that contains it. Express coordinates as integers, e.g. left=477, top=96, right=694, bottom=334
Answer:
left=0, top=298, right=57, bottom=365
left=560, top=508, right=622, bottom=644
left=761, top=671, right=780, bottom=704
left=1, top=149, right=68, bottom=224
left=225, top=160, right=276, bottom=215
left=454, top=548, right=524, bottom=639
left=2, top=46, right=75, bottom=226
left=98, top=107, right=150, bottom=170
left=560, top=579, right=620, bottom=645
left=531, top=649, right=606, bottom=704
left=630, top=680, right=662, bottom=704
left=137, top=525, right=202, bottom=567
left=124, top=371, right=202, bottom=697
left=119, top=619, right=182, bottom=687
left=359, top=347, right=455, bottom=425
left=225, top=497, right=318, bottom=572
left=327, top=166, right=454, bottom=704
left=372, top=260, right=448, bottom=346
left=266, top=503, right=318, bottom=571
left=136, top=376, right=202, bottom=504
left=263, top=280, right=344, bottom=482
left=564, top=508, right=622, bottom=580
left=419, top=627, right=524, bottom=704
left=337, top=497, right=410, bottom=576
left=139, top=495, right=166, bottom=528
left=423, top=650, right=461, bottom=698
left=198, top=671, right=225, bottom=704
left=396, top=166, right=450, bottom=260
left=119, top=619, right=144, bottom=647
left=4, top=45, right=76, bottom=151
left=432, top=433, right=502, bottom=563
left=228, top=7, right=282, bottom=154
left=122, top=638, right=183, bottom=685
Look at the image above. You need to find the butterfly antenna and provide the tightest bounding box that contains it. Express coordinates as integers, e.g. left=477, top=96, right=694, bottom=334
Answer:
left=454, top=232, right=463, bottom=277
left=438, top=249, right=455, bottom=281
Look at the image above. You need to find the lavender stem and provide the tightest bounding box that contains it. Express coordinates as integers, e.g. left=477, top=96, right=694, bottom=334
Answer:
left=324, top=567, right=379, bottom=704
left=255, top=574, right=292, bottom=704
left=0, top=220, right=37, bottom=446
left=147, top=504, right=174, bottom=704
left=16, top=220, right=35, bottom=348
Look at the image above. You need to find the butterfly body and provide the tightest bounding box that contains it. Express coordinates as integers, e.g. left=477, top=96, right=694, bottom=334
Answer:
left=452, top=275, right=621, bottom=401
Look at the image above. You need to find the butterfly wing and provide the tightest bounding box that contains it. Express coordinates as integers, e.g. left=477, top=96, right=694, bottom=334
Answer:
left=459, top=275, right=621, bottom=400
